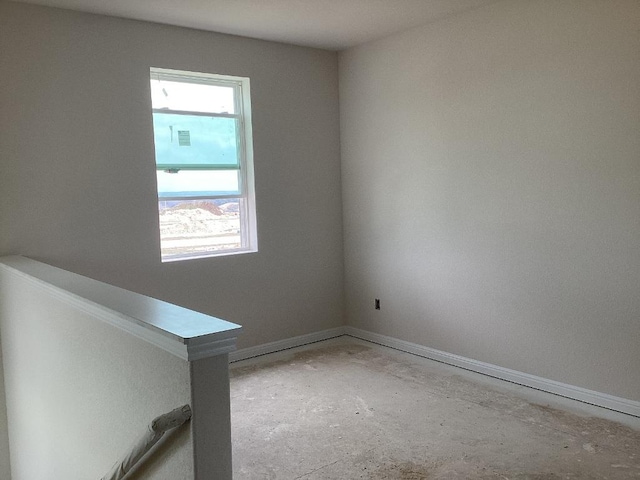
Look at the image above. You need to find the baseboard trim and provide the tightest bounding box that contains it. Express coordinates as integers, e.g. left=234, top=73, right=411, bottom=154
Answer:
left=228, top=325, right=640, bottom=418
left=344, top=326, right=640, bottom=418
left=229, top=327, right=347, bottom=363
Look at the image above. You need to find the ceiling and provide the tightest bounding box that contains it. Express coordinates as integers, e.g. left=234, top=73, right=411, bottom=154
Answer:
left=11, top=0, right=500, bottom=50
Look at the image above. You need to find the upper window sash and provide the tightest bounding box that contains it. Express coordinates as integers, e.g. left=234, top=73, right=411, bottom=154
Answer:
left=150, top=68, right=245, bottom=172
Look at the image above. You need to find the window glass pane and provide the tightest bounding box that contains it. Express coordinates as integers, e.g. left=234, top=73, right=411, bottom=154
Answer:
left=149, top=68, right=256, bottom=261
left=158, top=199, right=242, bottom=259
left=150, top=78, right=235, bottom=114
left=157, top=170, right=240, bottom=198
left=152, top=113, right=239, bottom=170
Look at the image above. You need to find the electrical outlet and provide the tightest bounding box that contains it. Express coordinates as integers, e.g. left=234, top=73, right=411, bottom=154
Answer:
left=374, top=298, right=381, bottom=310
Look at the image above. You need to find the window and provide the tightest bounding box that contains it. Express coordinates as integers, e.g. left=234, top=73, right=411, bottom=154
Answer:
left=149, top=67, right=257, bottom=262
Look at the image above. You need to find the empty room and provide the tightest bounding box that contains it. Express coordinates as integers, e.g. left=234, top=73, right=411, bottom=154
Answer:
left=0, top=0, right=639, bottom=479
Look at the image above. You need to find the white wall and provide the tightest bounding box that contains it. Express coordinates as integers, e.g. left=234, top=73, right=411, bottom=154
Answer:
left=0, top=266, right=194, bottom=479
left=0, top=339, right=9, bottom=480
left=0, top=4, right=342, bottom=473
left=340, top=0, right=640, bottom=401
left=190, top=355, right=233, bottom=479
left=0, top=2, right=344, bottom=351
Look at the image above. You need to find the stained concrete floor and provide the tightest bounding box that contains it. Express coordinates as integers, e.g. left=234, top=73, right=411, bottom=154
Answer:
left=230, top=337, right=640, bottom=479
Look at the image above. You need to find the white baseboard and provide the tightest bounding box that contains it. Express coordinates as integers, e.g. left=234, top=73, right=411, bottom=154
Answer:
left=344, top=326, right=640, bottom=418
left=228, top=325, right=640, bottom=418
left=229, top=326, right=346, bottom=362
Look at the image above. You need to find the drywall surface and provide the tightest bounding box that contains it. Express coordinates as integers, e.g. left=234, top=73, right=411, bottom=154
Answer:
left=0, top=2, right=343, bottom=351
left=191, top=355, right=233, bottom=479
left=340, top=0, right=640, bottom=401
left=0, top=334, right=10, bottom=480
left=0, top=266, right=193, bottom=479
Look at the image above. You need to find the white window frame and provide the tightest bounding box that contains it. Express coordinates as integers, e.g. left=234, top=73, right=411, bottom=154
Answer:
left=150, top=67, right=257, bottom=262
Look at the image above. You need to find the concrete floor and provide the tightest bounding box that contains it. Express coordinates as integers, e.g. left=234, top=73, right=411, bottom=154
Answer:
left=230, top=337, right=640, bottom=479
